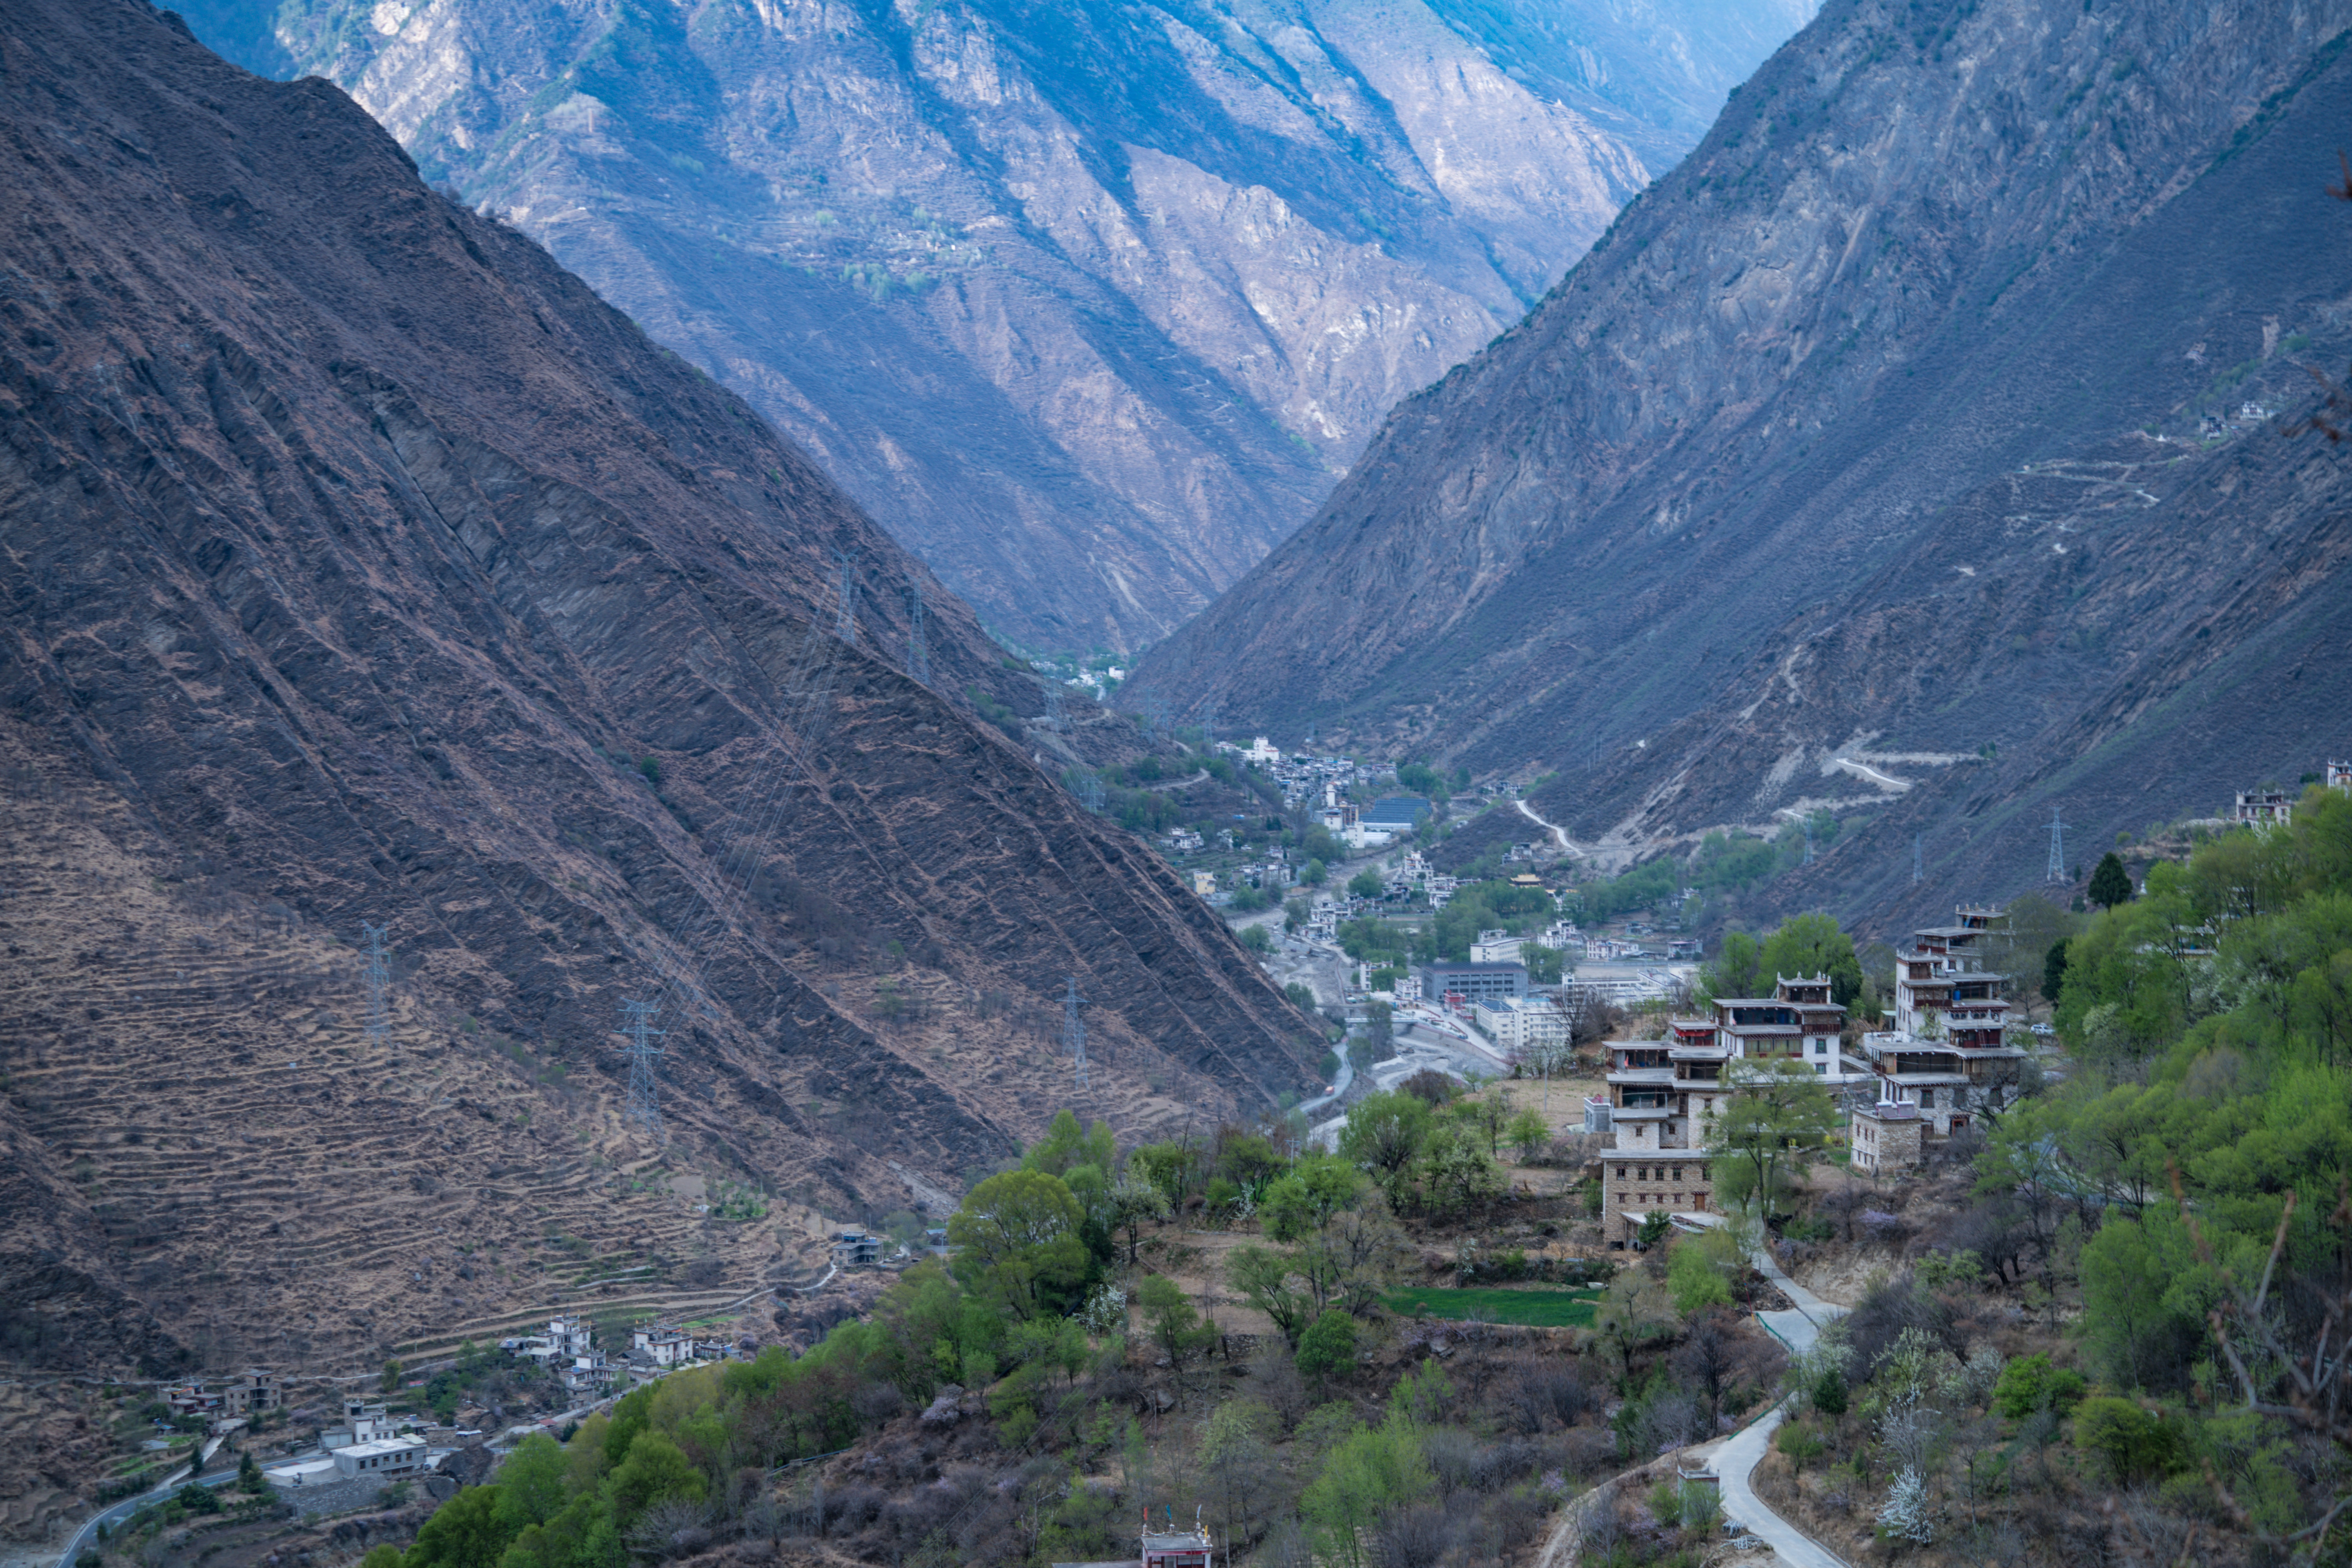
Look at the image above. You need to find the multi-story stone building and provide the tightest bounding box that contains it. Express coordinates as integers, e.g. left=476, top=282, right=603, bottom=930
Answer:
left=1855, top=905, right=2030, bottom=1137
left=1594, top=972, right=1854, bottom=1244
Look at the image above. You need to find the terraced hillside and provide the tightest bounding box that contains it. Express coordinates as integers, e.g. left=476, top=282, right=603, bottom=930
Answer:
left=0, top=0, right=1320, bottom=1530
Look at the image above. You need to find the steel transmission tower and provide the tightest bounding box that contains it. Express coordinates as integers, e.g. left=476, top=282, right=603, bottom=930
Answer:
left=619, top=998, right=668, bottom=1143
left=2046, top=809, right=2067, bottom=883
left=361, top=923, right=392, bottom=1045
left=1062, top=976, right=1088, bottom=1091
left=1078, top=774, right=1105, bottom=815
left=1043, top=678, right=1064, bottom=732
left=1802, top=817, right=1816, bottom=865
left=905, top=583, right=930, bottom=686
left=830, top=549, right=860, bottom=643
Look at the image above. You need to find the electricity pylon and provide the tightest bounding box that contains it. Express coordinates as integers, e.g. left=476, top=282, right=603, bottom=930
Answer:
left=619, top=998, right=667, bottom=1144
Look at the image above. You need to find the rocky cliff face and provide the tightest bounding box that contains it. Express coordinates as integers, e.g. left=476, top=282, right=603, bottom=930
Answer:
left=0, top=0, right=1317, bottom=1455
left=1129, top=0, right=2352, bottom=928
left=176, top=0, right=1811, bottom=650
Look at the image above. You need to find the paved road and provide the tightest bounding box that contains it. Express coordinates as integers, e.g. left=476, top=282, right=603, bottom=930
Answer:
left=1713, top=1251, right=1851, bottom=1568
left=56, top=1465, right=235, bottom=1568
left=1514, top=798, right=1586, bottom=857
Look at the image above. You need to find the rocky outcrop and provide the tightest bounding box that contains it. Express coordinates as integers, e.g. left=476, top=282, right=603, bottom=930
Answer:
left=176, top=0, right=1813, bottom=649
left=0, top=0, right=1317, bottom=1405
left=1129, top=0, right=2352, bottom=927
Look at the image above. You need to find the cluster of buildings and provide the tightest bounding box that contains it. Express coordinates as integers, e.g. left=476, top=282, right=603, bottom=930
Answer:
left=1591, top=904, right=2034, bottom=1243
left=264, top=1400, right=429, bottom=1489
left=164, top=1370, right=282, bottom=1428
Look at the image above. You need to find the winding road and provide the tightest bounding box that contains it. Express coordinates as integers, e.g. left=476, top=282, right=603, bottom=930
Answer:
left=1515, top=798, right=1586, bottom=857
left=1714, top=1250, right=1851, bottom=1568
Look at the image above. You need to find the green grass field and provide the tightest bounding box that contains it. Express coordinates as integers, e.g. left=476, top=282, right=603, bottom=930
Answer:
left=1384, top=1285, right=1600, bottom=1327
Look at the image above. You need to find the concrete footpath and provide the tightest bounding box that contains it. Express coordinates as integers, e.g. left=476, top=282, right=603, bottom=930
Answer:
left=1713, top=1250, right=1851, bottom=1568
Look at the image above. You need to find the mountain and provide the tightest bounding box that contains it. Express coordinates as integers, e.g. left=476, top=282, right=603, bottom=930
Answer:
left=174, top=0, right=1815, bottom=651
left=0, top=0, right=1319, bottom=1501
left=1126, top=0, right=2352, bottom=927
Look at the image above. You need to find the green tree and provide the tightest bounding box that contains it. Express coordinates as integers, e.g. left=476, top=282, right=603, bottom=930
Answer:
left=1296, top=1309, right=1358, bottom=1381
left=1991, top=1354, right=2087, bottom=1420
left=2089, top=851, right=2135, bottom=909
left=1300, top=1408, right=1435, bottom=1568
left=1201, top=1400, right=1275, bottom=1558
left=404, top=1485, right=515, bottom=1568
left=1239, top=924, right=1272, bottom=953
left=1022, top=1110, right=1115, bottom=1182
left=1135, top=1274, right=1211, bottom=1367
left=1338, top=1090, right=1429, bottom=1197
left=1666, top=1229, right=1740, bottom=1314
left=1225, top=1244, right=1313, bottom=1346
left=1756, top=913, right=1865, bottom=1007
left=1284, top=898, right=1310, bottom=935
left=2072, top=1397, right=2183, bottom=1483
left=1283, top=980, right=1316, bottom=1011
left=381, top=1357, right=404, bottom=1395
left=1259, top=1154, right=1363, bottom=1243
left=1506, top=1107, right=1550, bottom=1160
left=1109, top=1172, right=1172, bottom=1266
left=1348, top=869, right=1384, bottom=900
left=1697, top=930, right=1763, bottom=1004
left=947, top=1169, right=1090, bottom=1319
left=1705, top=1060, right=1837, bottom=1219
left=492, top=1434, right=568, bottom=1533
left=2042, top=938, right=2070, bottom=1005
left=1303, top=857, right=1327, bottom=885
left=1525, top=943, right=1564, bottom=984
left=603, top=1430, right=706, bottom=1524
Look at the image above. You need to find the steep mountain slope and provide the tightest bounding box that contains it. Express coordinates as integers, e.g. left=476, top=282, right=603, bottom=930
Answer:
left=1128, top=0, right=2352, bottom=927
left=178, top=0, right=1813, bottom=650
left=0, top=0, right=1318, bottom=1441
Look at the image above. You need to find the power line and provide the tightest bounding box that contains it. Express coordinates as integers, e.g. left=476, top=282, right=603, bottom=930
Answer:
left=2046, top=808, right=2067, bottom=883
left=619, top=998, right=667, bottom=1144
left=1062, top=976, right=1087, bottom=1091
left=361, top=923, right=391, bottom=1045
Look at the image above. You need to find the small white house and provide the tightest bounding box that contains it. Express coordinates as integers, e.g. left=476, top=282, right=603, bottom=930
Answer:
left=332, top=1434, right=428, bottom=1481
left=1470, top=930, right=1525, bottom=964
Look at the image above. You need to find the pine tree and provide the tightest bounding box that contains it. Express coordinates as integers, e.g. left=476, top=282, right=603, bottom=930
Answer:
left=2088, top=852, right=2134, bottom=909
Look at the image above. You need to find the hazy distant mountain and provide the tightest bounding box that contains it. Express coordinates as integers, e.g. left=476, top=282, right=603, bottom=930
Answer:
left=1126, top=0, right=2352, bottom=926
left=177, top=0, right=1814, bottom=650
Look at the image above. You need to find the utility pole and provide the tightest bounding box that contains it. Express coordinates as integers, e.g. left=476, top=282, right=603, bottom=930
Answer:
left=2046, top=808, right=2066, bottom=884
left=905, top=582, right=929, bottom=686
left=830, top=549, right=860, bottom=644
left=361, top=923, right=391, bottom=1046
left=619, top=998, right=667, bottom=1145
left=1062, top=976, right=1087, bottom=1091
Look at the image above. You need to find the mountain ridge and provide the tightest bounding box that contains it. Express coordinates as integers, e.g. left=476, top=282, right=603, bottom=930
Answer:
left=1126, top=0, right=2352, bottom=929
left=178, top=0, right=1813, bottom=649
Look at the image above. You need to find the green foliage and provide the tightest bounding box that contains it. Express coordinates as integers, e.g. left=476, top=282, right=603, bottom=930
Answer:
left=1295, top=1309, right=1358, bottom=1379
left=1697, top=930, right=1762, bottom=1005
left=1284, top=980, right=1317, bottom=1011
left=1505, top=1107, right=1550, bottom=1160
left=1756, top=913, right=1865, bottom=1007
left=1776, top=1418, right=1825, bottom=1471
left=1225, top=1243, right=1314, bottom=1347
left=405, top=1485, right=514, bottom=1568
left=2089, top=851, right=2135, bottom=909
left=173, top=1483, right=221, bottom=1515
left=636, top=756, right=661, bottom=786
left=1666, top=1231, right=1738, bottom=1314
left=1705, top=1060, right=1838, bottom=1217
left=1812, top=1368, right=1848, bottom=1417
left=947, top=1169, right=1091, bottom=1319
left=1238, top=923, right=1272, bottom=952
left=1338, top=1091, right=1431, bottom=1196
left=1302, top=857, right=1328, bottom=885
left=1991, top=1353, right=2087, bottom=1421
left=1299, top=1405, right=1436, bottom=1568
left=1259, top=1155, right=1363, bottom=1243
left=1347, top=869, right=1384, bottom=900
left=2072, top=1397, right=2184, bottom=1483
left=1636, top=1210, right=1674, bottom=1249
left=1135, top=1275, right=1211, bottom=1365
left=2043, top=937, right=2071, bottom=1003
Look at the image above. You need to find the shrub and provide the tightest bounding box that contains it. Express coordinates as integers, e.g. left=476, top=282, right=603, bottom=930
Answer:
left=2072, top=1396, right=2183, bottom=1484
left=1296, top=1310, right=1358, bottom=1381
left=1776, top=1419, right=1825, bottom=1472
left=174, top=1483, right=221, bottom=1515
left=1667, top=1239, right=1734, bottom=1314
left=1813, top=1368, right=1848, bottom=1417
left=1991, top=1353, right=2087, bottom=1420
